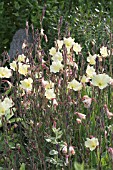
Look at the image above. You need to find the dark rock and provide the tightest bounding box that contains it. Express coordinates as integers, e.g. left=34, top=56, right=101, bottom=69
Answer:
left=9, top=29, right=33, bottom=59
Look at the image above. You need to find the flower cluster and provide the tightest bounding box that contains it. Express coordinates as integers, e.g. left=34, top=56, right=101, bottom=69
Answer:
left=10, top=54, right=30, bottom=75
left=49, top=37, right=82, bottom=73
left=0, top=32, right=113, bottom=169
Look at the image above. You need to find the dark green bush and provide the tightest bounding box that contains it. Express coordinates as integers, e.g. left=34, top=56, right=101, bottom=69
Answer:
left=0, top=0, right=113, bottom=57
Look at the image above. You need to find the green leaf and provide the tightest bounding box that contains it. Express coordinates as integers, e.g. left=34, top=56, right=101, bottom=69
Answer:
left=14, top=2, right=20, bottom=10
left=20, top=163, right=25, bottom=170
left=74, top=161, right=84, bottom=170
left=46, top=157, right=57, bottom=165
left=0, top=167, right=4, bottom=170
left=2, top=39, right=9, bottom=44
left=49, top=150, right=58, bottom=155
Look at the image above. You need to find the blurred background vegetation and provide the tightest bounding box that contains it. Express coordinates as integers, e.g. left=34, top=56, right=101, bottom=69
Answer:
left=0, top=0, right=113, bottom=56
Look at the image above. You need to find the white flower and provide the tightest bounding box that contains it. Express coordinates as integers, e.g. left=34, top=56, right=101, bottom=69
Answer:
left=86, top=65, right=96, bottom=78
left=0, top=102, right=6, bottom=116
left=50, top=61, right=63, bottom=73
left=73, top=43, right=82, bottom=54
left=20, top=78, right=33, bottom=92
left=63, top=37, right=75, bottom=51
left=85, top=137, right=99, bottom=151
left=10, top=61, right=17, bottom=71
left=18, top=63, right=30, bottom=75
left=3, top=97, right=14, bottom=109
left=0, top=67, right=12, bottom=78
left=92, top=74, right=110, bottom=89
left=100, top=46, right=109, bottom=57
left=81, top=75, right=89, bottom=84
left=56, top=40, right=63, bottom=49
left=49, top=47, right=56, bottom=56
left=0, top=97, right=14, bottom=117
left=87, top=54, right=96, bottom=65
left=68, top=79, right=82, bottom=91
left=52, top=51, right=63, bottom=62
left=18, top=54, right=26, bottom=62
left=45, top=89, right=56, bottom=99
left=42, top=79, right=54, bottom=89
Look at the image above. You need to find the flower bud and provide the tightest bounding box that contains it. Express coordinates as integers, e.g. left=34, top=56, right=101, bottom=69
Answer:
left=69, top=146, right=75, bottom=156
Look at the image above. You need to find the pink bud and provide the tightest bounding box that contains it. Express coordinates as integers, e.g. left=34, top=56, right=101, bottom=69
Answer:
left=82, top=95, right=92, bottom=108
left=76, top=118, right=82, bottom=124
left=69, top=146, right=75, bottom=156
left=75, top=112, right=86, bottom=120
left=65, top=155, right=69, bottom=165
left=108, top=147, right=113, bottom=160
left=53, top=121, right=56, bottom=128
left=53, top=98, right=58, bottom=107
left=62, top=145, right=67, bottom=154
left=104, top=104, right=113, bottom=119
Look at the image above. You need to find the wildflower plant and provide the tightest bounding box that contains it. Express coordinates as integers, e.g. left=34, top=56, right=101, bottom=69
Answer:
left=0, top=14, right=113, bottom=170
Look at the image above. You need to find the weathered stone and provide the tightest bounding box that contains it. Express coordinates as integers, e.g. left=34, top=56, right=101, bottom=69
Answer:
left=9, top=29, right=33, bottom=59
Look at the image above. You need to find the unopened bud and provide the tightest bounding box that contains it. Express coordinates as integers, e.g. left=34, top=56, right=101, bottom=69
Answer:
left=69, top=146, right=75, bottom=156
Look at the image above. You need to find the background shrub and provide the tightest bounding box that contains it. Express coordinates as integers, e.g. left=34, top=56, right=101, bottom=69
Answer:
left=0, top=0, right=113, bottom=56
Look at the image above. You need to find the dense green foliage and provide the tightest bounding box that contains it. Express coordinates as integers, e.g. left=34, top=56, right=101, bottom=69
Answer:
left=0, top=0, right=113, bottom=55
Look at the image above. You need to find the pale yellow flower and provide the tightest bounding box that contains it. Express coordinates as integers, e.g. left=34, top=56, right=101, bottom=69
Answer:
left=49, top=47, right=56, bottom=56
left=52, top=51, right=63, bottom=62
left=3, top=97, right=14, bottom=109
left=92, top=74, right=110, bottom=89
left=45, top=89, right=56, bottom=99
left=50, top=61, right=63, bottom=73
left=100, top=46, right=109, bottom=57
left=85, top=137, right=99, bottom=151
left=18, top=54, right=26, bottom=62
left=42, top=79, right=54, bottom=89
left=20, top=78, right=33, bottom=91
left=63, top=37, right=74, bottom=50
left=10, top=61, right=17, bottom=71
left=18, top=63, right=30, bottom=75
left=86, top=65, right=96, bottom=78
left=87, top=54, right=96, bottom=65
left=45, top=82, right=54, bottom=89
left=73, top=43, right=82, bottom=54
left=0, top=97, right=13, bottom=117
left=68, top=79, right=82, bottom=91
left=81, top=75, right=89, bottom=84
left=0, top=67, right=12, bottom=78
left=0, top=103, right=6, bottom=116
left=56, top=40, right=63, bottom=49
